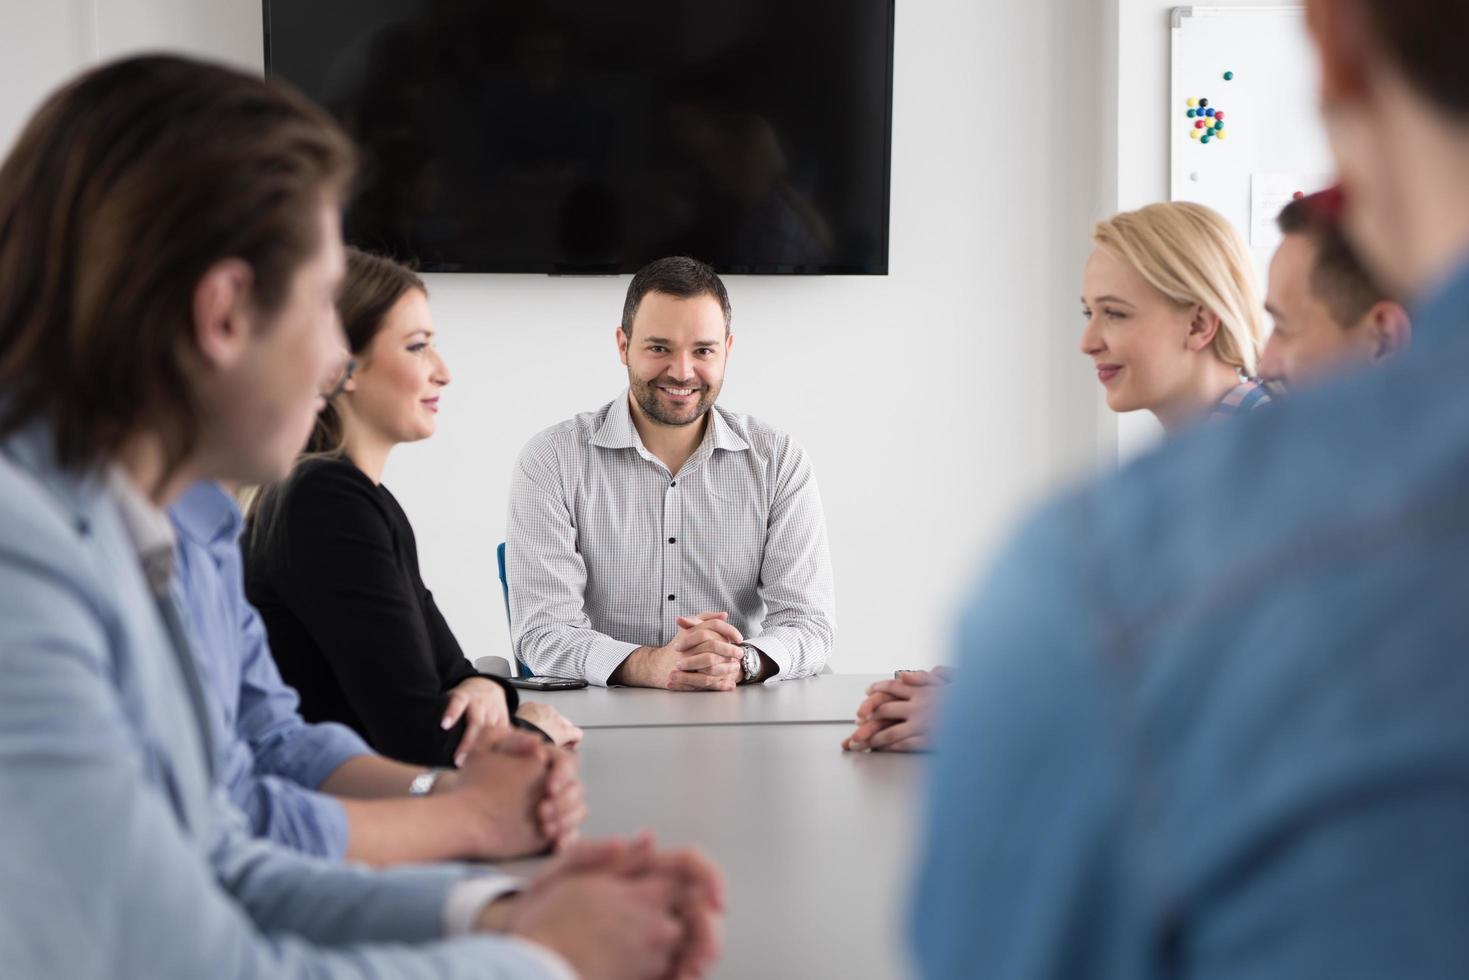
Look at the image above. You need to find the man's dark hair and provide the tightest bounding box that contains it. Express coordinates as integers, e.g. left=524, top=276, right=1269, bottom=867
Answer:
left=1359, top=1, right=1469, bottom=116
left=620, top=256, right=732, bottom=337
left=1278, top=196, right=1391, bottom=328
left=0, top=55, right=355, bottom=479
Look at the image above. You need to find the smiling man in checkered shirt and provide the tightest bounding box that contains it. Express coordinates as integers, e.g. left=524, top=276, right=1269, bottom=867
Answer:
left=506, top=256, right=835, bottom=690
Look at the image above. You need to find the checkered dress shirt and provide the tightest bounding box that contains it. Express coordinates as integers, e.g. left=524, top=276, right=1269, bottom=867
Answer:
left=1208, top=379, right=1274, bottom=421
left=507, top=392, right=836, bottom=686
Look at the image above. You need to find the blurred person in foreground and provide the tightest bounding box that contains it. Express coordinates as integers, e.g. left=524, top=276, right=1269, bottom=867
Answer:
left=913, top=0, right=1469, bottom=976
left=0, top=54, right=720, bottom=980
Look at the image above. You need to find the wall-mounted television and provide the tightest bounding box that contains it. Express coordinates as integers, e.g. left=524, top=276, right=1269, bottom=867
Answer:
left=264, top=1, right=895, bottom=275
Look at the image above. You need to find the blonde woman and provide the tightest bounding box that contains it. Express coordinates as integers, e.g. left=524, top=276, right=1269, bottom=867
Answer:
left=845, top=203, right=1270, bottom=756
left=1081, top=201, right=1271, bottom=431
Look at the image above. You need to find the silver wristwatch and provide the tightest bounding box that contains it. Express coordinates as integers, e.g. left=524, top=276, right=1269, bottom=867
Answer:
left=740, top=643, right=762, bottom=683
left=408, top=769, right=444, bottom=796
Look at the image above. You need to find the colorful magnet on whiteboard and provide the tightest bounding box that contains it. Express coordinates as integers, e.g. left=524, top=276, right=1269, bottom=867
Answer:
left=1216, top=130, right=1226, bottom=140
left=1293, top=191, right=1305, bottom=200
left=1224, top=71, right=1234, bottom=81
left=1205, top=108, right=1216, bottom=117
left=1188, top=97, right=1199, bottom=108
left=1196, top=120, right=1206, bottom=129
left=1190, top=129, right=1201, bottom=140
left=1202, top=134, right=1212, bottom=144
left=1214, top=110, right=1225, bottom=121
left=1187, top=109, right=1197, bottom=118
left=1199, top=98, right=1209, bottom=108
left=1212, top=119, right=1223, bottom=130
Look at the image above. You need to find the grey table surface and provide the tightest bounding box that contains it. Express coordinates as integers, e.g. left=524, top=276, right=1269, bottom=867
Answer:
left=502, top=722, right=923, bottom=980
left=528, top=672, right=887, bottom=730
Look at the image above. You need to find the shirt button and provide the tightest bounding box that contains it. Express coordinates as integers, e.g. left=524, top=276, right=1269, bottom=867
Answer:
left=668, top=537, right=676, bottom=544
left=670, top=481, right=677, bottom=487
left=667, top=594, right=676, bottom=601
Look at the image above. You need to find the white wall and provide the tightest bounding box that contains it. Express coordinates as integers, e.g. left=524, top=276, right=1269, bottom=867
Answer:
left=0, top=0, right=261, bottom=141
left=0, top=1, right=89, bottom=152
left=1, top=0, right=1122, bottom=675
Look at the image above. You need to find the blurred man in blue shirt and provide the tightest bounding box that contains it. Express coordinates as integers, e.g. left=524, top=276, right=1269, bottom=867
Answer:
left=914, top=1, right=1469, bottom=977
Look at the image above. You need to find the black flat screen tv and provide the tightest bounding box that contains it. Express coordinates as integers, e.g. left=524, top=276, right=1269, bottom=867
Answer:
left=264, top=1, right=895, bottom=275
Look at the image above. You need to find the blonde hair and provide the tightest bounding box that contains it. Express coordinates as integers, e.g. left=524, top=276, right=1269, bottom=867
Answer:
left=1092, top=202, right=1264, bottom=377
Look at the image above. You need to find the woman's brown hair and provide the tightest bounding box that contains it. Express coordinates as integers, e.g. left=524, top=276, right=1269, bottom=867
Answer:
left=243, top=248, right=423, bottom=535
left=0, top=55, right=355, bottom=478
left=305, top=247, right=426, bottom=457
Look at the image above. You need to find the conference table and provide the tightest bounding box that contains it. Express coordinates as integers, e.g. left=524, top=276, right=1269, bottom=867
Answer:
left=505, top=673, right=924, bottom=979
left=535, top=671, right=888, bottom=729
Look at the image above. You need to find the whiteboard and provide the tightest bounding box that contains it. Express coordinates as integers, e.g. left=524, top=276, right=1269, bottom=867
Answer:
left=1169, top=6, right=1335, bottom=274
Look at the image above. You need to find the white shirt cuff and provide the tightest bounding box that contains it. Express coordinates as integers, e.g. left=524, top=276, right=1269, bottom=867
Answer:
left=745, top=636, right=790, bottom=683
left=442, top=877, right=577, bottom=979
left=443, top=875, right=521, bottom=936
left=586, top=639, right=641, bottom=687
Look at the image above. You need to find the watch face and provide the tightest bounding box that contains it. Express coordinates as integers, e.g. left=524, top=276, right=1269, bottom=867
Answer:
left=742, top=646, right=760, bottom=681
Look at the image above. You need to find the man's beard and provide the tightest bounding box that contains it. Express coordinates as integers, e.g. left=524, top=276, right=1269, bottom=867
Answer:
left=630, top=372, right=720, bottom=427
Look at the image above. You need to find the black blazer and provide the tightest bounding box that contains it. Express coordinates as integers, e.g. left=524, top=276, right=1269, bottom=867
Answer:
left=244, top=457, right=517, bottom=767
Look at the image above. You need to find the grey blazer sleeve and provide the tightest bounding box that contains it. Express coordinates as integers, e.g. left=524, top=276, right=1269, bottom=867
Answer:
left=0, top=557, right=561, bottom=980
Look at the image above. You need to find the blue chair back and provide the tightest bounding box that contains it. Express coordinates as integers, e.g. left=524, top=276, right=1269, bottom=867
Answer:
left=497, top=542, right=532, bottom=677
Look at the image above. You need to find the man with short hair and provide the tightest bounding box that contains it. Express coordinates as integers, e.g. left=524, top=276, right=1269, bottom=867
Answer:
left=507, top=256, right=835, bottom=689
left=914, top=0, right=1469, bottom=976
left=1260, top=192, right=1412, bottom=388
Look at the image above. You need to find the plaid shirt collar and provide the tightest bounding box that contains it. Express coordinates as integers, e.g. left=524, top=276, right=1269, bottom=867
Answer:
left=591, top=389, right=750, bottom=455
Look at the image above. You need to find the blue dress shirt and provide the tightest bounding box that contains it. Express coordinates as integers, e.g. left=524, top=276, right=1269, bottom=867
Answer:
left=171, top=481, right=371, bottom=859
left=913, top=252, right=1469, bottom=979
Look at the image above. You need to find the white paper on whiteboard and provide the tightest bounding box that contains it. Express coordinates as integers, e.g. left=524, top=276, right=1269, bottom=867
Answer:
left=1250, top=173, right=1334, bottom=248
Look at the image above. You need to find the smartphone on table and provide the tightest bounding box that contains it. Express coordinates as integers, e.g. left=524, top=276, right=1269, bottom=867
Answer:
left=508, top=676, right=588, bottom=691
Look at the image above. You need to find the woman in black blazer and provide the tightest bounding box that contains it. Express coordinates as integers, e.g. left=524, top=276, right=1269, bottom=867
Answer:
left=246, top=249, right=579, bottom=768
